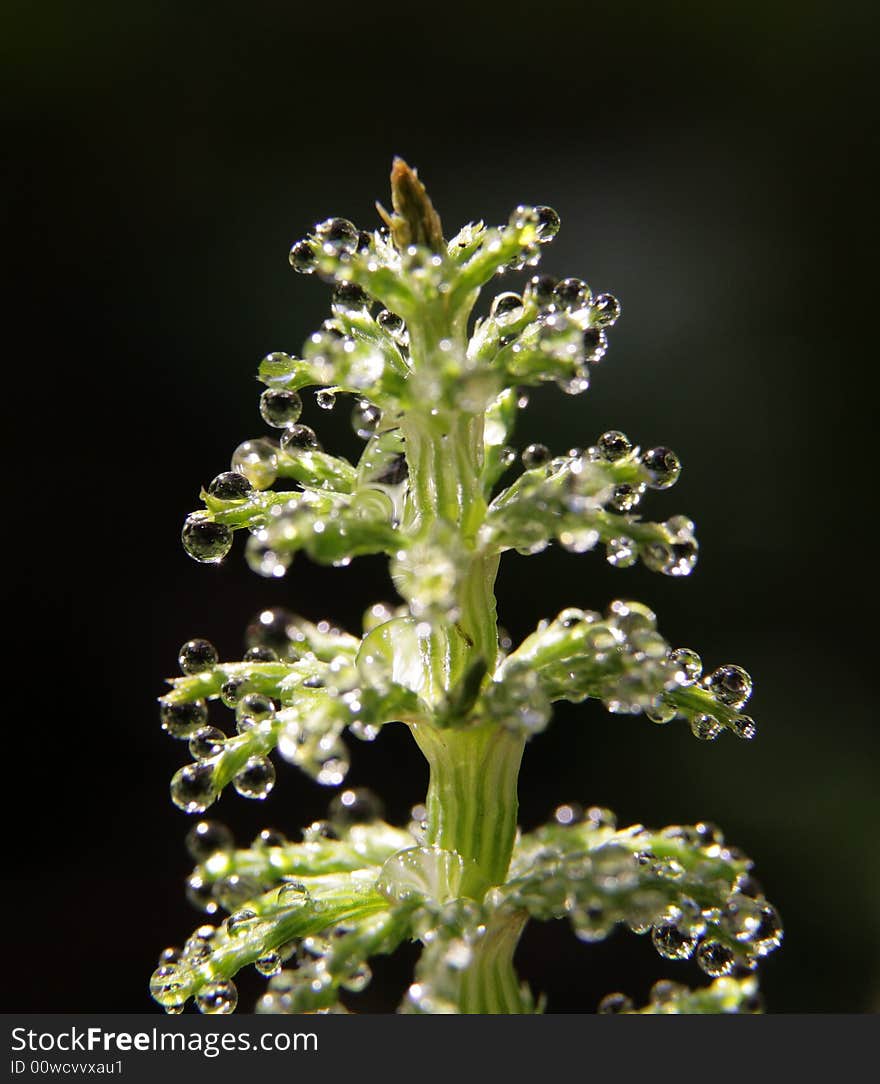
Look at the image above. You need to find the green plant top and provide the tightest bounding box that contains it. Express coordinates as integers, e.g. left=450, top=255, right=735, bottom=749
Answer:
left=152, top=160, right=781, bottom=1016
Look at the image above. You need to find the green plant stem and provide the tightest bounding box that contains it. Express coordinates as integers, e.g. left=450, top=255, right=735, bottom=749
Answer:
left=412, top=721, right=525, bottom=888
left=457, top=910, right=529, bottom=1014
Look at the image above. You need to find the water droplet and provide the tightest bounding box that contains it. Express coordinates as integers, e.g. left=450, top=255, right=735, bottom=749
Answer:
left=160, top=699, right=208, bottom=739
left=522, top=443, right=550, bottom=469
left=178, top=639, right=218, bottom=675
left=260, top=389, right=303, bottom=429
left=252, top=827, right=286, bottom=849
left=491, top=292, right=525, bottom=326
left=220, top=676, right=251, bottom=707
left=158, top=946, right=181, bottom=966
left=182, top=934, right=212, bottom=962
left=207, top=472, right=253, bottom=501
left=329, top=787, right=384, bottom=830
left=697, top=939, right=735, bottom=977
left=573, top=902, right=614, bottom=942
left=702, top=664, right=753, bottom=709
left=150, top=965, right=185, bottom=1007
left=233, top=756, right=276, bottom=799
left=730, top=714, right=757, bottom=740
left=289, top=238, right=318, bottom=273
left=690, top=713, right=722, bottom=741
left=256, top=952, right=282, bottom=977
left=185, top=872, right=217, bottom=913
left=645, top=697, right=676, bottom=724
left=246, top=608, right=296, bottom=655
left=224, top=908, right=257, bottom=937
left=171, top=762, right=217, bottom=813
left=598, top=992, right=633, bottom=1014
left=182, top=516, right=232, bottom=564
left=211, top=876, right=260, bottom=914
left=376, top=309, right=408, bottom=343
left=243, top=645, right=279, bottom=663
left=554, top=802, right=584, bottom=826
left=186, top=819, right=234, bottom=861
left=280, top=424, right=320, bottom=452
left=669, top=647, right=702, bottom=685
left=351, top=399, right=381, bottom=439
left=582, top=327, right=608, bottom=363
left=642, top=533, right=698, bottom=577
left=651, top=918, right=698, bottom=960
left=231, top=438, right=279, bottom=490
left=236, top=692, right=275, bottom=726
left=189, top=726, right=226, bottom=760
left=534, top=206, right=561, bottom=242
left=315, top=217, right=359, bottom=256
left=278, top=881, right=310, bottom=906
left=315, top=389, right=336, bottom=410
left=608, top=482, right=643, bottom=513
left=196, top=979, right=238, bottom=1015
left=722, top=894, right=764, bottom=942
left=641, top=446, right=681, bottom=489
left=591, top=293, right=621, bottom=328
left=606, top=537, right=637, bottom=568
left=597, top=430, right=632, bottom=462
left=752, top=904, right=783, bottom=956
left=524, top=274, right=557, bottom=308
left=331, top=282, right=371, bottom=314
left=553, top=278, right=590, bottom=310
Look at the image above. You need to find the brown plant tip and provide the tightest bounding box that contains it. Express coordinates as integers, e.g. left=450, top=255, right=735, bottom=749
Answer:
left=377, top=157, right=445, bottom=253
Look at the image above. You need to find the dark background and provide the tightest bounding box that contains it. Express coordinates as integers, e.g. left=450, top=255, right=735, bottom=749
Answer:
left=3, top=1, right=877, bottom=1012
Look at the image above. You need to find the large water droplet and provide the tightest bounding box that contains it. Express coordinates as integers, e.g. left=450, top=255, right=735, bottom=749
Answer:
left=233, top=756, right=276, bottom=800
left=697, top=939, right=735, bottom=977
left=280, top=424, right=320, bottom=452
left=182, top=516, right=232, bottom=564
left=521, top=443, right=550, bottom=469
left=597, top=430, right=632, bottom=462
left=160, top=699, right=208, bottom=739
left=332, top=282, right=371, bottom=315
left=289, top=239, right=318, bottom=273
left=651, top=918, right=698, bottom=960
left=641, top=446, right=681, bottom=489
left=196, top=979, right=238, bottom=1015
left=186, top=819, right=234, bottom=861
left=534, top=206, right=561, bottom=242
left=702, top=664, right=752, bottom=709
left=178, top=639, right=218, bottom=675
left=260, top=389, right=303, bottom=429
left=207, top=472, right=253, bottom=501
left=591, top=293, right=621, bottom=328
left=351, top=399, right=381, bottom=439
left=669, top=647, right=702, bottom=685
left=171, top=762, right=217, bottom=813
left=232, top=438, right=278, bottom=490
left=690, top=713, right=723, bottom=741
left=315, top=217, right=359, bottom=257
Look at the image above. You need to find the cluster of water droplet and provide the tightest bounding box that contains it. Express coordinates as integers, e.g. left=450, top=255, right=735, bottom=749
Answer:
left=494, top=601, right=756, bottom=740
left=598, top=974, right=763, bottom=1014
left=161, top=607, right=438, bottom=814
left=482, top=430, right=696, bottom=576
left=151, top=789, right=431, bottom=1014
left=506, top=809, right=782, bottom=981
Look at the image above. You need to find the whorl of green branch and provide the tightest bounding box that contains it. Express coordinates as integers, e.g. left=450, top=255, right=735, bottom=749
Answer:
left=154, top=160, right=779, bottom=1015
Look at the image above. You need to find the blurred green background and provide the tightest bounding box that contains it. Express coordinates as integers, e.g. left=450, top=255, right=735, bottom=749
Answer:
left=3, top=0, right=877, bottom=1011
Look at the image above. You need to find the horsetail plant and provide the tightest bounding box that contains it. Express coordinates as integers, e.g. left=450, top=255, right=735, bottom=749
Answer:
left=152, top=160, right=782, bottom=1016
